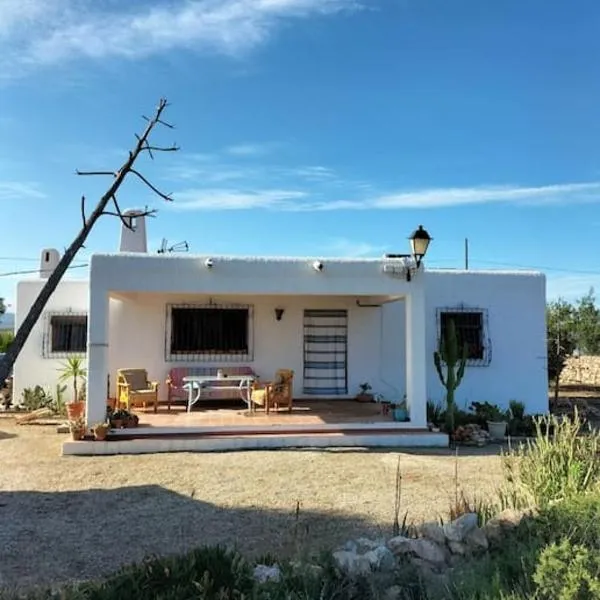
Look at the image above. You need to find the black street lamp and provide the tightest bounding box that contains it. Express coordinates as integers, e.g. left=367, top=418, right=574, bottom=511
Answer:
left=409, top=225, right=432, bottom=268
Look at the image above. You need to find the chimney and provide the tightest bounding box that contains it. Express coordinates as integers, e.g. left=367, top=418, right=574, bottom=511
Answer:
left=40, top=249, right=60, bottom=279
left=119, top=209, right=148, bottom=253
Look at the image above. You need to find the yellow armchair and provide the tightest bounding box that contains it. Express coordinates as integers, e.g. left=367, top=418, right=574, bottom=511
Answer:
left=251, top=369, right=294, bottom=414
left=117, top=368, right=159, bottom=413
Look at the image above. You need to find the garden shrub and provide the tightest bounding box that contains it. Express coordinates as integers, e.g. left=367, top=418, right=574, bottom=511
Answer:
left=533, top=539, right=600, bottom=600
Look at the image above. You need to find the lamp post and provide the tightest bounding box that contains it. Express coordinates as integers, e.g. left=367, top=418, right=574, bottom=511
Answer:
left=409, top=225, right=432, bottom=269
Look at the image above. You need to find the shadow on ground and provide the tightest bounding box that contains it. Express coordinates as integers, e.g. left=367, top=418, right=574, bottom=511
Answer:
left=0, top=486, right=381, bottom=592
left=0, top=430, right=16, bottom=441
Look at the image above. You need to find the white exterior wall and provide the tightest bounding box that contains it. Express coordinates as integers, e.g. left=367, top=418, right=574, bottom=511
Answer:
left=13, top=253, right=548, bottom=422
left=13, top=280, right=89, bottom=403
left=106, top=294, right=406, bottom=403
left=424, top=270, right=548, bottom=414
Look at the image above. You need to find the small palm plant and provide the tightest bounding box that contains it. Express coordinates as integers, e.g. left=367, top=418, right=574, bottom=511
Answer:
left=58, top=357, right=87, bottom=404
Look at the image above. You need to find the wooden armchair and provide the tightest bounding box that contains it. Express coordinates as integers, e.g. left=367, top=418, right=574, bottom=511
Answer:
left=117, top=368, right=159, bottom=413
left=250, top=369, right=294, bottom=414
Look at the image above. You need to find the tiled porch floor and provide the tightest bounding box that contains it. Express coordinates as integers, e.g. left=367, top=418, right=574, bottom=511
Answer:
left=136, top=399, right=391, bottom=428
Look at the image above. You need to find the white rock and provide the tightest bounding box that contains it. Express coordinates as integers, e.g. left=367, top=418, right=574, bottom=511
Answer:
left=388, top=537, right=447, bottom=566
left=448, top=541, right=466, bottom=555
left=465, top=527, right=489, bottom=551
left=253, top=564, right=281, bottom=583
left=355, top=537, right=385, bottom=552
left=384, top=585, right=403, bottom=600
left=363, top=546, right=396, bottom=572
left=418, top=522, right=446, bottom=545
left=332, top=550, right=371, bottom=576
left=443, top=512, right=478, bottom=542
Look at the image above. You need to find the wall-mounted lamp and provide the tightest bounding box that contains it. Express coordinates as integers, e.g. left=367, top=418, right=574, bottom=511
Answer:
left=312, top=260, right=324, bottom=272
left=408, top=225, right=432, bottom=269
left=274, top=307, right=285, bottom=321
left=204, top=258, right=214, bottom=268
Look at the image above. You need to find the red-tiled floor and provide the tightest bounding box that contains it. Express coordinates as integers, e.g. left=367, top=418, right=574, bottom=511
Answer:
left=137, top=399, right=391, bottom=428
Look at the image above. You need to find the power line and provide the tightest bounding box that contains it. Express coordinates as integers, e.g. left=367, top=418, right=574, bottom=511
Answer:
left=0, top=264, right=89, bottom=278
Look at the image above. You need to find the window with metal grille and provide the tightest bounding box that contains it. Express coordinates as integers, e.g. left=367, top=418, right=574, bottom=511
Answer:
left=50, top=315, right=87, bottom=354
left=440, top=311, right=484, bottom=361
left=170, top=307, right=249, bottom=355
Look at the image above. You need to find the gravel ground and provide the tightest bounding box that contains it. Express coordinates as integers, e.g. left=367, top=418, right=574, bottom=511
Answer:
left=0, top=417, right=504, bottom=591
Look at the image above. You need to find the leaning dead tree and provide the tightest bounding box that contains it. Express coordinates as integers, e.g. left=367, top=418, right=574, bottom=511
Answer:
left=0, top=98, right=178, bottom=386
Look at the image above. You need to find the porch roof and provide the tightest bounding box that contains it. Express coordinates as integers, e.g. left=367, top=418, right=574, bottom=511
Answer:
left=89, top=252, right=420, bottom=297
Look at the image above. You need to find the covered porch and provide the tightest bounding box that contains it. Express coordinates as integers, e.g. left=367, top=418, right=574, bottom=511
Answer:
left=76, top=253, right=438, bottom=453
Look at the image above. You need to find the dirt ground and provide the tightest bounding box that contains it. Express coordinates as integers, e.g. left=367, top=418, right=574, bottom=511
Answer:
left=0, top=418, right=504, bottom=592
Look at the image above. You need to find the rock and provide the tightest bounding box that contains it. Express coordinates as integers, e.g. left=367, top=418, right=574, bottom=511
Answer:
left=483, top=508, right=534, bottom=545
left=418, top=522, right=446, bottom=545
left=443, top=512, right=478, bottom=542
left=465, top=527, right=489, bottom=552
left=388, top=536, right=448, bottom=566
left=332, top=550, right=371, bottom=576
left=363, top=545, right=396, bottom=572
left=448, top=540, right=467, bottom=555
left=384, top=585, right=403, bottom=600
left=355, top=537, right=385, bottom=552
left=253, top=564, right=281, bottom=583
left=343, top=540, right=358, bottom=552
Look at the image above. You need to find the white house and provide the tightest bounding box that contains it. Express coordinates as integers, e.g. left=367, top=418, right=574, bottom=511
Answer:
left=13, top=213, right=548, bottom=452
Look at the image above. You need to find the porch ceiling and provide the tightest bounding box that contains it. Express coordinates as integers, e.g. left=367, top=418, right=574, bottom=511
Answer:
left=108, top=292, right=405, bottom=303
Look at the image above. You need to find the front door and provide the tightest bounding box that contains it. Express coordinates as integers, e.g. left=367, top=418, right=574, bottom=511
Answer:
left=303, top=309, right=348, bottom=395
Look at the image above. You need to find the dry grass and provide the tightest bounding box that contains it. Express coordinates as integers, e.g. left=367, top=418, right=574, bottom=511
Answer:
left=0, top=417, right=503, bottom=591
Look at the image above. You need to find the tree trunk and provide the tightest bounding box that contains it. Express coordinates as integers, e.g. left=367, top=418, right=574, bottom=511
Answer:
left=0, top=99, right=170, bottom=386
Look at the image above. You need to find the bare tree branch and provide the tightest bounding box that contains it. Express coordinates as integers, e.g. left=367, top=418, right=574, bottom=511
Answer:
left=129, top=169, right=173, bottom=202
left=76, top=170, right=116, bottom=176
left=0, top=96, right=179, bottom=390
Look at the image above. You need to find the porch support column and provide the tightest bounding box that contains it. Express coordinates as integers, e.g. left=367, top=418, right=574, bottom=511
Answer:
left=405, top=285, right=427, bottom=428
left=86, top=285, right=109, bottom=427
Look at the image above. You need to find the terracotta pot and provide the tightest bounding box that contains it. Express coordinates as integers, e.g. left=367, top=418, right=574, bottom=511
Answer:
left=94, top=428, right=108, bottom=441
left=70, top=428, right=85, bottom=441
left=356, top=393, right=374, bottom=403
left=67, top=401, right=85, bottom=420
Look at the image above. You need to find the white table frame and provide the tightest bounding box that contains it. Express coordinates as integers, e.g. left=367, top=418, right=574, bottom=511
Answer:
left=182, top=375, right=256, bottom=413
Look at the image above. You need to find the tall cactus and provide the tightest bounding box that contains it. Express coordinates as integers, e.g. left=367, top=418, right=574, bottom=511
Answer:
left=434, top=319, right=468, bottom=436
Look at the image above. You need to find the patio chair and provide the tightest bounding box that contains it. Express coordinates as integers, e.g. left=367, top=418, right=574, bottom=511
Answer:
left=117, top=368, right=159, bottom=413
left=250, top=369, right=294, bottom=414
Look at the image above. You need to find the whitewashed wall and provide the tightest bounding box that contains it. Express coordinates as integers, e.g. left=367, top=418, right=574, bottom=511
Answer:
left=13, top=280, right=89, bottom=403
left=107, top=294, right=406, bottom=403
left=13, top=265, right=548, bottom=417
left=424, top=270, right=548, bottom=414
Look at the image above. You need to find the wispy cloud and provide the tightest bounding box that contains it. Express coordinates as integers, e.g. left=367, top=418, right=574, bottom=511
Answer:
left=321, top=237, right=388, bottom=257
left=1, top=0, right=361, bottom=74
left=173, top=188, right=308, bottom=210
left=0, top=181, right=46, bottom=201
left=225, top=143, right=275, bottom=157
left=370, top=182, right=600, bottom=210
left=166, top=180, right=600, bottom=211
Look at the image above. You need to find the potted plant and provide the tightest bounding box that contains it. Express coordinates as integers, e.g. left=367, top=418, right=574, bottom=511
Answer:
left=470, top=401, right=508, bottom=440
left=69, top=417, right=86, bottom=441
left=58, top=357, right=87, bottom=420
left=390, top=397, right=409, bottom=422
left=356, top=382, right=374, bottom=403
left=92, top=422, right=109, bottom=441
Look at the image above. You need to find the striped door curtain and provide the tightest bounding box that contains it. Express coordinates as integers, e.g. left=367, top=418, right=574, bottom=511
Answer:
left=303, top=309, right=348, bottom=395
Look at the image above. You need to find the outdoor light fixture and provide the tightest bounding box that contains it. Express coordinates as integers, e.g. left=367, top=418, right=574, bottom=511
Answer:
left=274, top=307, right=285, bottom=321
left=408, top=225, right=432, bottom=269
left=204, top=258, right=214, bottom=268
left=312, top=260, right=324, bottom=272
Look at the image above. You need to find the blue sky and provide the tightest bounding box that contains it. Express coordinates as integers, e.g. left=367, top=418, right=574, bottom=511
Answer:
left=0, top=0, right=599, bottom=310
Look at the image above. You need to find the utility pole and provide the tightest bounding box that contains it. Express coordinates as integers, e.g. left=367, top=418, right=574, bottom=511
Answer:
left=464, top=238, right=469, bottom=270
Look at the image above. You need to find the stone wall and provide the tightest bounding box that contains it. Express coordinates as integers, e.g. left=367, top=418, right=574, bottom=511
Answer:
left=560, top=356, right=600, bottom=386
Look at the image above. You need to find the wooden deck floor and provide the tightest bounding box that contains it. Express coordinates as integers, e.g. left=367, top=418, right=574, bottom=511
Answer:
left=137, top=399, right=391, bottom=428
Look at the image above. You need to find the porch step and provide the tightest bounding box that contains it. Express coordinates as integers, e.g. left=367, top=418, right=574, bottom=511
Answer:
left=62, top=430, right=448, bottom=456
